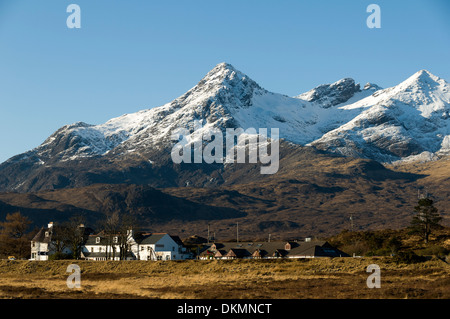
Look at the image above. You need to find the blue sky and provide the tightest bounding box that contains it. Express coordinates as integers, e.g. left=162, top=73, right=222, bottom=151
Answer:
left=0, top=0, right=449, bottom=163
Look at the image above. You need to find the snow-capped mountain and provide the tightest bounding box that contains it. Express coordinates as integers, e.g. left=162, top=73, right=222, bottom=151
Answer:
left=294, top=78, right=380, bottom=108
left=4, top=62, right=379, bottom=165
left=310, top=70, right=450, bottom=162
left=0, top=63, right=449, bottom=192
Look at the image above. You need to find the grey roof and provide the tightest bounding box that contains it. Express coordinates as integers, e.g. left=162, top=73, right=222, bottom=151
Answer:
left=139, top=233, right=167, bottom=245
left=32, top=224, right=95, bottom=244
left=85, top=234, right=122, bottom=245
left=224, top=248, right=252, bottom=258
left=83, top=232, right=176, bottom=246
left=31, top=227, right=51, bottom=243
left=170, top=235, right=184, bottom=246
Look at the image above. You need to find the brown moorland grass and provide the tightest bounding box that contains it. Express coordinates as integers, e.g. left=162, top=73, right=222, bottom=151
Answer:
left=0, top=257, right=449, bottom=299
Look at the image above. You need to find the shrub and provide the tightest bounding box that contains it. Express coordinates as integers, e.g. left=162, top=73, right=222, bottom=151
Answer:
left=392, top=251, right=426, bottom=264
left=415, top=245, right=449, bottom=257
left=48, top=252, right=72, bottom=260
left=366, top=247, right=392, bottom=257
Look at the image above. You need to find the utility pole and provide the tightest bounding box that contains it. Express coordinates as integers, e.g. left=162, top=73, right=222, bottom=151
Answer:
left=268, top=233, right=271, bottom=242
left=350, top=214, right=354, bottom=232
left=207, top=224, right=210, bottom=244
left=236, top=222, right=239, bottom=243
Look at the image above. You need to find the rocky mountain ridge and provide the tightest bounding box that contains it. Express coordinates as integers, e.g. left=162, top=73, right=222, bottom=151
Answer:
left=0, top=63, right=449, bottom=193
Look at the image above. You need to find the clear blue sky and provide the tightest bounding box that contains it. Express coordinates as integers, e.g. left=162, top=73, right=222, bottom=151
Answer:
left=0, top=0, right=449, bottom=163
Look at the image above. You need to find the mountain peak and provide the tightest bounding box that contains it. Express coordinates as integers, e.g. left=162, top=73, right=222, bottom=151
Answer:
left=402, top=69, right=442, bottom=88
left=295, top=77, right=361, bottom=108
left=200, top=62, right=255, bottom=86
left=177, top=63, right=265, bottom=109
left=214, top=62, right=236, bottom=71
left=414, top=69, right=435, bottom=78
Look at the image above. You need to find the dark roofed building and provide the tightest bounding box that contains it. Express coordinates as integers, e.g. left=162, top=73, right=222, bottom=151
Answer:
left=30, top=223, right=54, bottom=260
left=224, top=248, right=252, bottom=259
left=31, top=222, right=93, bottom=261
left=199, top=240, right=349, bottom=259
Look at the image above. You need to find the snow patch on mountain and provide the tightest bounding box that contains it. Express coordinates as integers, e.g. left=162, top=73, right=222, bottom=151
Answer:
left=294, top=77, right=380, bottom=109
left=310, top=69, right=450, bottom=162
left=2, top=63, right=449, bottom=168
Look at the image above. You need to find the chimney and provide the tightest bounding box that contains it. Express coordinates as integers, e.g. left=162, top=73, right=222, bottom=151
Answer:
left=127, top=229, right=133, bottom=238
left=48, top=222, right=54, bottom=229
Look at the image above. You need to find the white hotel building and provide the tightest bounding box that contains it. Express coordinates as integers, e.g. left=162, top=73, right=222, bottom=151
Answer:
left=30, top=222, right=192, bottom=261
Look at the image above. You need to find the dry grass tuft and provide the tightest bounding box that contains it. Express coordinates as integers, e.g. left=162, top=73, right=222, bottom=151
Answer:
left=0, top=257, right=449, bottom=299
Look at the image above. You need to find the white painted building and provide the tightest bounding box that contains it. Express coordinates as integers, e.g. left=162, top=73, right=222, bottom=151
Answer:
left=31, top=222, right=192, bottom=261
left=30, top=222, right=73, bottom=261
left=82, top=233, right=125, bottom=261
left=131, top=233, right=192, bottom=261
left=30, top=223, right=53, bottom=261
left=82, top=231, right=192, bottom=261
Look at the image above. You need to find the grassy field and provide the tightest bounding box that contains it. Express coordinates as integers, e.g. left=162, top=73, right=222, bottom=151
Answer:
left=0, top=257, right=449, bottom=299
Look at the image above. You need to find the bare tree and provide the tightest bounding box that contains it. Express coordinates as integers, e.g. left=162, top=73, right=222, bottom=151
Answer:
left=64, top=215, right=87, bottom=260
left=49, top=223, right=69, bottom=256
left=102, top=212, right=120, bottom=260
left=117, top=213, right=139, bottom=260
left=0, top=212, right=31, bottom=258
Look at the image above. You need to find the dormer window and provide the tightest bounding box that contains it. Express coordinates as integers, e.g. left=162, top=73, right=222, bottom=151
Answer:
left=113, top=236, right=118, bottom=243
left=45, top=232, right=49, bottom=238
left=285, top=243, right=291, bottom=251
left=96, top=237, right=101, bottom=244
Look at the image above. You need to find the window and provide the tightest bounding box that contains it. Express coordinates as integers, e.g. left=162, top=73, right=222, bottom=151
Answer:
left=172, top=247, right=175, bottom=251
left=45, top=232, right=49, bottom=237
left=96, top=237, right=100, bottom=244
left=113, top=237, right=118, bottom=243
